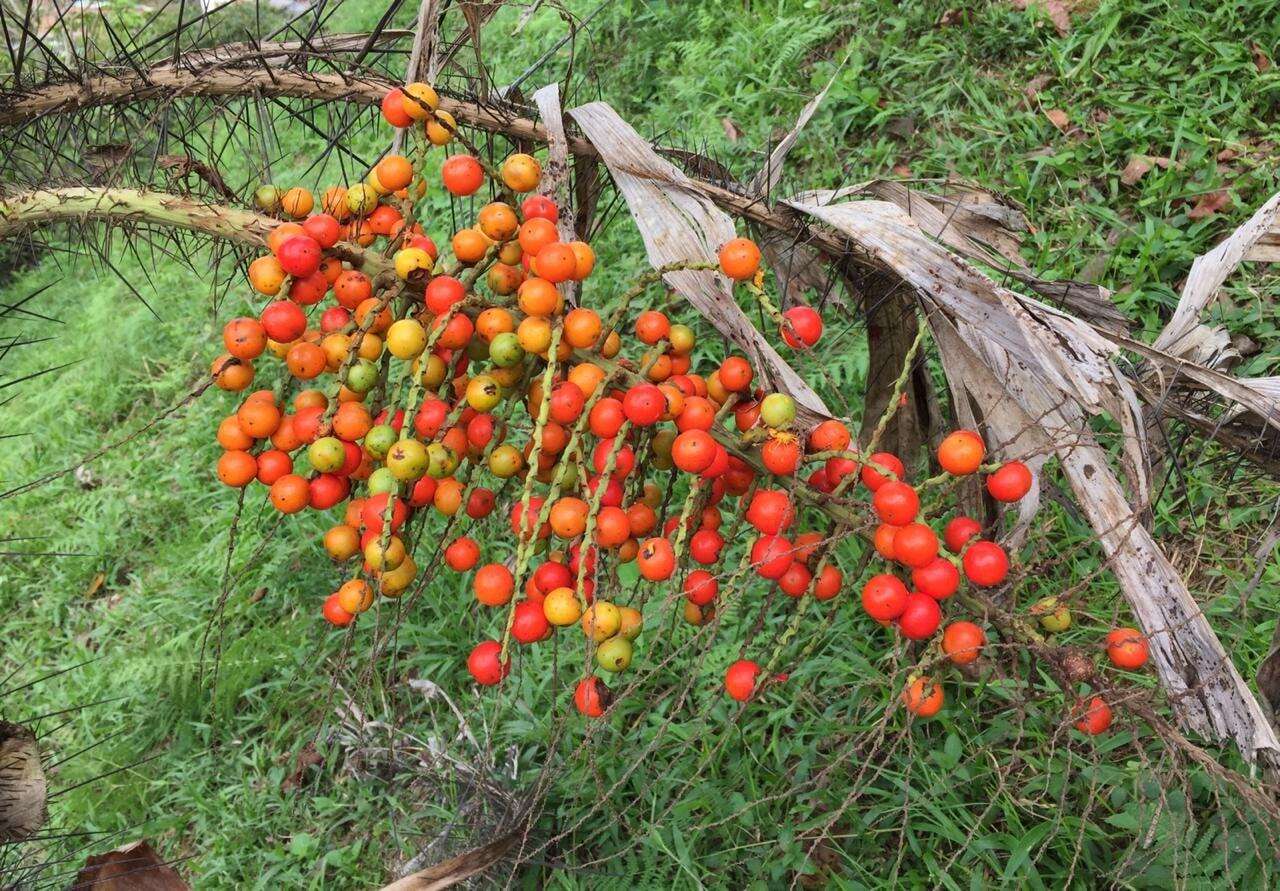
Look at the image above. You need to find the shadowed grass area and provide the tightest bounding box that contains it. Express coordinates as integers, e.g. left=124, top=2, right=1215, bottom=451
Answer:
left=3, top=0, right=1280, bottom=886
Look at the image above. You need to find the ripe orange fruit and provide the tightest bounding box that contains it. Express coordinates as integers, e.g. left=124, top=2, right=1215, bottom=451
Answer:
left=902, top=677, right=944, bottom=717
left=937, top=430, right=986, bottom=476
left=568, top=241, right=595, bottom=280
left=323, top=524, right=360, bottom=561
left=286, top=342, right=327, bottom=379
left=534, top=242, right=577, bottom=283
left=375, top=155, right=414, bottom=192
left=473, top=563, right=514, bottom=606
left=718, top=237, right=760, bottom=280
left=501, top=153, right=542, bottom=192
left=279, top=187, right=314, bottom=219
left=248, top=255, right=285, bottom=295
left=269, top=474, right=310, bottom=513
left=337, top=579, right=374, bottom=614
left=517, top=217, right=558, bottom=256
left=267, top=222, right=306, bottom=255
left=452, top=227, right=489, bottom=264
left=635, top=310, right=670, bottom=345
left=477, top=202, right=519, bottom=241
left=236, top=399, right=280, bottom=438
left=441, top=155, right=484, bottom=196
left=942, top=622, right=986, bottom=665
left=216, top=415, right=253, bottom=450
left=212, top=354, right=253, bottom=391
left=718, top=356, right=753, bottom=392
left=400, top=82, right=439, bottom=120
left=1105, top=627, right=1149, bottom=669
left=518, top=277, right=560, bottom=317
left=216, top=450, right=257, bottom=487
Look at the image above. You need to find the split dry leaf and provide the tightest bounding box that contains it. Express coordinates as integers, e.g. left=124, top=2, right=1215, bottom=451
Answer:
left=783, top=192, right=1280, bottom=766
left=84, top=571, right=106, bottom=599
left=382, top=831, right=520, bottom=890
left=1155, top=190, right=1280, bottom=364
left=531, top=83, right=575, bottom=244
left=748, top=61, right=843, bottom=197
left=568, top=101, right=831, bottom=423
left=71, top=840, right=189, bottom=890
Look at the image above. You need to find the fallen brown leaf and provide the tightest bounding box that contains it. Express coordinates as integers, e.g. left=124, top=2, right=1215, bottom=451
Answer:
left=721, top=117, right=740, bottom=142
left=280, top=742, right=324, bottom=793
left=1011, top=0, right=1071, bottom=36
left=84, top=572, right=106, bottom=599
left=1188, top=190, right=1233, bottom=220
left=1251, top=40, right=1272, bottom=73
left=1024, top=73, right=1053, bottom=100
left=71, top=840, right=188, bottom=890
left=1044, top=108, right=1070, bottom=132
left=1121, top=155, right=1161, bottom=186
left=938, top=8, right=967, bottom=26
left=892, top=163, right=912, bottom=177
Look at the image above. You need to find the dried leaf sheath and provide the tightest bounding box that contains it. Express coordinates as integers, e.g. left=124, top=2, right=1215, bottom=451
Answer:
left=567, top=101, right=831, bottom=423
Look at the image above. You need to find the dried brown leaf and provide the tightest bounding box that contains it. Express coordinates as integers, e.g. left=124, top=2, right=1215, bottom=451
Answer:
left=721, top=117, right=740, bottom=142
left=1188, top=190, right=1233, bottom=220
left=1120, top=155, right=1153, bottom=186
left=1044, top=108, right=1070, bottom=132
left=280, top=742, right=324, bottom=792
left=1011, top=0, right=1071, bottom=35
left=1024, top=73, right=1052, bottom=100
left=1251, top=40, right=1273, bottom=72
left=71, top=840, right=189, bottom=890
left=84, top=572, right=106, bottom=599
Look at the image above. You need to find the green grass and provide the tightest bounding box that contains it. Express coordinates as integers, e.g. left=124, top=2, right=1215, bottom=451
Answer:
left=4, top=0, right=1280, bottom=886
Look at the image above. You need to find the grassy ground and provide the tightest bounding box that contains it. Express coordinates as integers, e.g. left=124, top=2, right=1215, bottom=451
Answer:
left=3, top=0, right=1280, bottom=886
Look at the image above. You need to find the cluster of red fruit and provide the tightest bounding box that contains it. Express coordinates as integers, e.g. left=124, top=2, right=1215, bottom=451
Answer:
left=206, top=79, right=1148, bottom=729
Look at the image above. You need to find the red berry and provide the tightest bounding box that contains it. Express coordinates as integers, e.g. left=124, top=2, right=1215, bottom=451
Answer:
left=987, top=461, right=1033, bottom=502
left=861, top=452, right=905, bottom=491
left=466, top=640, right=510, bottom=686
left=444, top=537, right=480, bottom=571
left=511, top=600, right=551, bottom=644
left=780, top=305, right=823, bottom=348
left=276, top=235, right=322, bottom=277
left=962, top=541, right=1009, bottom=587
left=622, top=384, right=665, bottom=426
left=912, top=557, right=960, bottom=599
left=897, top=592, right=941, bottom=640
left=689, top=528, right=725, bottom=565
left=750, top=535, right=794, bottom=580
left=943, top=516, right=982, bottom=553
left=724, top=659, right=760, bottom=701
left=260, top=300, right=306, bottom=343
left=574, top=676, right=609, bottom=717
left=861, top=574, right=908, bottom=622
left=322, top=592, right=354, bottom=627
left=873, top=481, right=919, bottom=526
left=892, top=522, right=938, bottom=568
left=745, top=489, right=795, bottom=534
left=684, top=569, right=718, bottom=606
left=1073, top=696, right=1112, bottom=735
